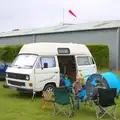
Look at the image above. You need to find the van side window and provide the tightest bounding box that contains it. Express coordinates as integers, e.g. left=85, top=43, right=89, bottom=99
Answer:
left=77, top=56, right=90, bottom=66
left=88, top=57, right=95, bottom=65
left=41, top=57, right=56, bottom=68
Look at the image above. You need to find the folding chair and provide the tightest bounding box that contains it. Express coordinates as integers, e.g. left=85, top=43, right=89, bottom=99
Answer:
left=31, top=91, right=36, bottom=101
left=84, top=92, right=94, bottom=107
left=53, top=87, right=74, bottom=117
left=42, top=91, right=54, bottom=110
left=95, top=88, right=117, bottom=120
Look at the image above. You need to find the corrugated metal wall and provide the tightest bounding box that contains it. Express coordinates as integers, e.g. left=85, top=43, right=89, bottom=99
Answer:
left=36, top=29, right=118, bottom=69
left=0, top=28, right=118, bottom=69
left=0, top=35, right=34, bottom=45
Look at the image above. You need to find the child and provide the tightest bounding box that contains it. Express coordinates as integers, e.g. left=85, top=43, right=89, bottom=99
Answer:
left=72, top=75, right=82, bottom=110
left=72, top=75, right=82, bottom=94
left=72, top=74, right=87, bottom=102
left=79, top=72, right=84, bottom=87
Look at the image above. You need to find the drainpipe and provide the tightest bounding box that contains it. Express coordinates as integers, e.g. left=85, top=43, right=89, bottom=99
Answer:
left=32, top=35, right=36, bottom=43
left=116, top=27, right=120, bottom=70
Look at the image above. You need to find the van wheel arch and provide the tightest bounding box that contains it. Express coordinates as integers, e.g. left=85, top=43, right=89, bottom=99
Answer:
left=43, top=82, right=56, bottom=92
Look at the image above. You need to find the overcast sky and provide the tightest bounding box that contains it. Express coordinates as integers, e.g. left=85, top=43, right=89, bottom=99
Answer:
left=0, top=0, right=120, bottom=32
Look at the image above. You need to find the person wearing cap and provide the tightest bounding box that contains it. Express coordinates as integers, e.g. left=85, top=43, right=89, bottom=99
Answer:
left=93, top=79, right=106, bottom=99
left=95, top=79, right=105, bottom=88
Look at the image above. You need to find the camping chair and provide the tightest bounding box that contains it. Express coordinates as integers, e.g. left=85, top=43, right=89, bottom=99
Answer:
left=31, top=91, right=36, bottom=101
left=53, top=87, right=74, bottom=117
left=73, top=85, right=88, bottom=107
left=94, top=88, right=117, bottom=120
left=42, top=91, right=54, bottom=110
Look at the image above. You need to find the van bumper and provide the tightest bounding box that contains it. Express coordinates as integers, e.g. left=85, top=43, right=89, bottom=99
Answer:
left=3, top=84, right=33, bottom=93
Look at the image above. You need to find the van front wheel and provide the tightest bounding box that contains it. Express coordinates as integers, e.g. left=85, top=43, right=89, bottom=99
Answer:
left=43, top=84, right=55, bottom=92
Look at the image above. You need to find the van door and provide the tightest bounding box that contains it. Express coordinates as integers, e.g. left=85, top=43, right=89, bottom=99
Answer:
left=75, top=55, right=97, bottom=77
left=34, top=56, right=60, bottom=92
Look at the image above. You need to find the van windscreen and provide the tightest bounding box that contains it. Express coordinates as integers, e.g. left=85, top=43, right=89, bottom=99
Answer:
left=77, top=56, right=91, bottom=66
left=11, top=54, right=38, bottom=68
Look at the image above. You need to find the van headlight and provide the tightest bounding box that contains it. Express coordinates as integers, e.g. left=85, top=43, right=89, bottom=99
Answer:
left=26, top=75, right=30, bottom=80
left=6, top=73, right=8, bottom=77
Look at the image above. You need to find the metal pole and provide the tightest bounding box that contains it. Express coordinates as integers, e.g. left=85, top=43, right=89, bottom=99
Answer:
left=33, top=35, right=36, bottom=43
left=62, top=8, right=64, bottom=25
left=116, top=27, right=120, bottom=70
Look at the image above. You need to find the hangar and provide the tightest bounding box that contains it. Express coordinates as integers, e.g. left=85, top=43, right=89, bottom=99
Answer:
left=0, top=20, right=120, bottom=69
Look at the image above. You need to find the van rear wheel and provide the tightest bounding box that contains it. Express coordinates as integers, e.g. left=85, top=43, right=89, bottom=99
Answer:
left=43, top=84, right=55, bottom=92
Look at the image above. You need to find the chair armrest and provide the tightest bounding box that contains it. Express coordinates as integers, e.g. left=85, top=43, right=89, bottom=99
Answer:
left=92, top=94, right=99, bottom=100
left=82, top=85, right=86, bottom=89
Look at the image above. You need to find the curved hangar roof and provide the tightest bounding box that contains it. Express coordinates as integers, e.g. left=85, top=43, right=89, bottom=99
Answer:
left=0, top=20, right=120, bottom=37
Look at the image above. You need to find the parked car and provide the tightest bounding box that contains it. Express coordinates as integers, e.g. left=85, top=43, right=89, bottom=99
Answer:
left=0, top=60, right=8, bottom=80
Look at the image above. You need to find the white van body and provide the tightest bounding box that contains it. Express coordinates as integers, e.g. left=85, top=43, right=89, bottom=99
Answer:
left=4, top=42, right=97, bottom=93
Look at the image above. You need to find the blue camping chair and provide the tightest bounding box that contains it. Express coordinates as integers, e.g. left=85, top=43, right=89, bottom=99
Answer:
left=60, top=77, right=72, bottom=87
left=77, top=89, right=87, bottom=102
left=72, top=86, right=88, bottom=110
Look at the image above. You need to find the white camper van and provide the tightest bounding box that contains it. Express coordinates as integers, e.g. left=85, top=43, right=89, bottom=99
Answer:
left=4, top=42, right=97, bottom=94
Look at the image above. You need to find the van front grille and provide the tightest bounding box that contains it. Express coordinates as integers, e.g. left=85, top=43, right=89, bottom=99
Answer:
left=7, top=72, right=26, bottom=80
left=8, top=80, right=25, bottom=86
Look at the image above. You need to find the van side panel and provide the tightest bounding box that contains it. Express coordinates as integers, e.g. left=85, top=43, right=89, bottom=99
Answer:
left=34, top=56, right=60, bottom=91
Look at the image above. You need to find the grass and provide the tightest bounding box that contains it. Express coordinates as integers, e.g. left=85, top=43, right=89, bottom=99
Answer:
left=0, top=69, right=120, bottom=120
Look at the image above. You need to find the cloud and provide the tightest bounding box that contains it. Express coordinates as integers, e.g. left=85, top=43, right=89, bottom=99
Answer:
left=0, top=0, right=120, bottom=32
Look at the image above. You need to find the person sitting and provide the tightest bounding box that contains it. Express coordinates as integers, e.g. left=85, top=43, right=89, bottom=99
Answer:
left=92, top=79, right=106, bottom=100
left=60, top=74, right=72, bottom=87
left=72, top=75, right=87, bottom=102
left=72, top=75, right=87, bottom=110
left=79, top=72, right=85, bottom=87
left=72, top=75, right=82, bottom=94
left=92, top=79, right=106, bottom=113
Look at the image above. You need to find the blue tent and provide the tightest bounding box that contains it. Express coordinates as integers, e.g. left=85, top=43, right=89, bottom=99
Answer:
left=101, top=72, right=120, bottom=93
left=85, top=72, right=120, bottom=96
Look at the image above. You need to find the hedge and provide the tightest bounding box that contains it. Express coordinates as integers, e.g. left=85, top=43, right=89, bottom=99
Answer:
left=0, top=45, right=22, bottom=62
left=86, top=44, right=109, bottom=69
left=0, top=44, right=109, bottom=69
